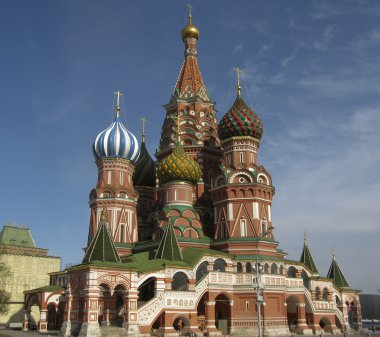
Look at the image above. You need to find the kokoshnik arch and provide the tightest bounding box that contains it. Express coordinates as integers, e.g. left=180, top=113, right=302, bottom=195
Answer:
left=23, top=12, right=362, bottom=337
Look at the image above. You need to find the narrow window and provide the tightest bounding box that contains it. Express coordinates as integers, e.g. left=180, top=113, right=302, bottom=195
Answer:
left=221, top=221, right=227, bottom=239
left=240, top=219, right=247, bottom=237
left=120, top=171, right=124, bottom=185
left=240, top=152, right=244, bottom=163
left=107, top=171, right=112, bottom=185
left=120, top=224, right=125, bottom=243
left=246, top=301, right=249, bottom=311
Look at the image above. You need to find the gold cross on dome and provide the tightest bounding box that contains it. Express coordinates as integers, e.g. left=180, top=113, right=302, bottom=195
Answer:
left=233, top=67, right=243, bottom=95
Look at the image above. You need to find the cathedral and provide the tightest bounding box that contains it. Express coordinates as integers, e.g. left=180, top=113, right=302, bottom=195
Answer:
left=23, top=13, right=362, bottom=337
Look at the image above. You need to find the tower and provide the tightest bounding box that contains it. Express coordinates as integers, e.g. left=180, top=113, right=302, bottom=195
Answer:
left=210, top=70, right=283, bottom=258
left=156, top=11, right=222, bottom=238
left=89, top=91, right=140, bottom=255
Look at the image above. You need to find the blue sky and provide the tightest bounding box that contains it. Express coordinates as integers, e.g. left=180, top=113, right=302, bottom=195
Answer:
left=0, top=0, right=379, bottom=294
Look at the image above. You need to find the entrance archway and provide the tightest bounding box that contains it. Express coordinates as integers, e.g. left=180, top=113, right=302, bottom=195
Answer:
left=113, top=284, right=127, bottom=326
left=286, top=296, right=300, bottom=332
left=173, top=316, right=190, bottom=335
left=98, top=283, right=111, bottom=325
left=319, top=317, right=333, bottom=333
left=215, top=294, right=231, bottom=335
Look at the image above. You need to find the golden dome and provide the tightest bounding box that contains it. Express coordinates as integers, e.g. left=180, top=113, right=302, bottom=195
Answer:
left=181, top=15, right=200, bottom=40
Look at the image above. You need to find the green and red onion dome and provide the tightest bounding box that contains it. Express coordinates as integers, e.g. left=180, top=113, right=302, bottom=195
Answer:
left=218, top=95, right=263, bottom=140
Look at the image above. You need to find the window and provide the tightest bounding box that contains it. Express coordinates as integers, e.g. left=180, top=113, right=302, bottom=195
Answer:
left=240, top=219, right=247, bottom=237
left=240, top=152, right=244, bottom=163
left=287, top=266, right=297, bottom=278
left=264, top=263, right=269, bottom=273
left=107, top=171, right=112, bottom=185
left=323, top=288, right=329, bottom=301
left=120, top=225, right=125, bottom=243
left=237, top=262, right=243, bottom=273
left=246, top=262, right=252, bottom=273
left=120, top=171, right=124, bottom=185
left=315, top=287, right=321, bottom=300
left=271, top=264, right=278, bottom=275
left=221, top=221, right=228, bottom=239
left=172, top=272, right=189, bottom=291
left=213, top=259, right=226, bottom=272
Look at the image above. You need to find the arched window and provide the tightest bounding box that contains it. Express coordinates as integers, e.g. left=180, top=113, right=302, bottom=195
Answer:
left=196, top=261, right=209, bottom=282
left=315, top=287, right=321, bottom=300
left=264, top=263, right=269, bottom=273
left=213, top=259, right=226, bottom=272
left=237, top=262, right=243, bottom=273
left=301, top=270, right=309, bottom=289
left=246, top=262, right=252, bottom=273
left=172, top=272, right=189, bottom=291
left=271, top=263, right=278, bottom=274
left=287, top=266, right=297, bottom=278
left=323, top=288, right=329, bottom=301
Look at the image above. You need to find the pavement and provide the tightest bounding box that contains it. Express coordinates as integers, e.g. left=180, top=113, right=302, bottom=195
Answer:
left=0, top=329, right=58, bottom=337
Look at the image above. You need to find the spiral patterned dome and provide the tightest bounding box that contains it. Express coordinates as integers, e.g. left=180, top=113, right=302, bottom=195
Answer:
left=93, top=115, right=139, bottom=162
left=218, top=95, right=263, bottom=141
left=133, top=139, right=156, bottom=187
left=157, top=143, right=201, bottom=185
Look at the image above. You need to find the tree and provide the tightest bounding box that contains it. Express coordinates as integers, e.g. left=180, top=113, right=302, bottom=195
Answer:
left=0, top=262, right=11, bottom=315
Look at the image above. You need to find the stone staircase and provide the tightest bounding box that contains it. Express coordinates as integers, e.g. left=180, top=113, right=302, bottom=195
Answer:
left=100, top=325, right=129, bottom=337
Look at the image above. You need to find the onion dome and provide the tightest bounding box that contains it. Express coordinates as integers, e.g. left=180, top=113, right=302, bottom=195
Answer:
left=218, top=94, right=263, bottom=141
left=93, top=91, right=139, bottom=162
left=157, top=143, right=201, bottom=185
left=181, top=14, right=200, bottom=40
left=133, top=134, right=156, bottom=187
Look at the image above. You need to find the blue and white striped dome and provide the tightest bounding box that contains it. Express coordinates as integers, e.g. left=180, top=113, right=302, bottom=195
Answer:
left=93, top=115, right=140, bottom=162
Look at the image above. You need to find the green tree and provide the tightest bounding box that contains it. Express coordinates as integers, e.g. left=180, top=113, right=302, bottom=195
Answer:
left=0, top=262, right=11, bottom=315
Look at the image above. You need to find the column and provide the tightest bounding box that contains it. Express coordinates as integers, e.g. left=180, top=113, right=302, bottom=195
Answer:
left=204, top=301, right=221, bottom=336
left=78, top=291, right=101, bottom=337
left=123, top=290, right=139, bottom=333
left=38, top=309, right=48, bottom=333
left=22, top=309, right=31, bottom=331
left=296, top=303, right=312, bottom=334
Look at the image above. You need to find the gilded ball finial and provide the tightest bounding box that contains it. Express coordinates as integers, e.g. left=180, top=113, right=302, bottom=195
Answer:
left=181, top=4, right=200, bottom=40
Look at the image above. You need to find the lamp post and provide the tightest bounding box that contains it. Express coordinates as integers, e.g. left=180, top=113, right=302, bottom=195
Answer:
left=253, top=226, right=274, bottom=337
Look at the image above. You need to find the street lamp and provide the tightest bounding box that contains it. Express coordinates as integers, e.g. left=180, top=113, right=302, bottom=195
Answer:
left=253, top=226, right=274, bottom=337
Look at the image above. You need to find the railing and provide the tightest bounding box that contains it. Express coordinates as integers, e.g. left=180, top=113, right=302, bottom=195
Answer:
left=137, top=291, right=165, bottom=325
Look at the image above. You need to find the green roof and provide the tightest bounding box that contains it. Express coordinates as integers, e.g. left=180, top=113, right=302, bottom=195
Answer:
left=0, top=225, right=36, bottom=248
left=300, top=240, right=319, bottom=276
left=82, top=223, right=120, bottom=263
left=327, top=255, right=350, bottom=289
left=155, top=222, right=183, bottom=261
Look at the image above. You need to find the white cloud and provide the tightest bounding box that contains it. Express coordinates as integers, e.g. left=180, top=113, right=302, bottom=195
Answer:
left=232, top=44, right=244, bottom=54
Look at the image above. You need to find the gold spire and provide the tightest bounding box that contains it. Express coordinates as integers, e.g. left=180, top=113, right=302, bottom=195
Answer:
left=233, top=67, right=243, bottom=96
left=140, top=117, right=147, bottom=143
left=181, top=4, right=200, bottom=40
left=114, top=90, right=123, bottom=118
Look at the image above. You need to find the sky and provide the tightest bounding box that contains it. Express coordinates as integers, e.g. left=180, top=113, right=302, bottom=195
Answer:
left=0, top=0, right=379, bottom=294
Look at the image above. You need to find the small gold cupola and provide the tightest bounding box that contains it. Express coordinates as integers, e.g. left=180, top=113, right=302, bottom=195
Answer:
left=181, top=5, right=200, bottom=40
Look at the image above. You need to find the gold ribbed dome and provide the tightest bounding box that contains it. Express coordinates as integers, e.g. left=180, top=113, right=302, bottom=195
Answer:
left=157, top=143, right=201, bottom=185
left=181, top=15, right=200, bottom=40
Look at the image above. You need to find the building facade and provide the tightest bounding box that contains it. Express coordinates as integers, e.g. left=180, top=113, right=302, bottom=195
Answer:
left=23, top=14, right=361, bottom=337
left=0, top=225, right=60, bottom=328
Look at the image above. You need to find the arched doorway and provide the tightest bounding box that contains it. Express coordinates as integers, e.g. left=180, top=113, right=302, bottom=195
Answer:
left=213, top=259, right=226, bottom=272
left=173, top=316, right=190, bottom=335
left=98, top=283, right=111, bottom=325
left=47, top=303, right=56, bottom=330
left=215, top=294, right=231, bottom=335
left=319, top=317, right=333, bottom=333
left=196, top=293, right=207, bottom=331
left=172, top=272, right=189, bottom=291
left=113, top=284, right=127, bottom=326
left=286, top=296, right=300, bottom=332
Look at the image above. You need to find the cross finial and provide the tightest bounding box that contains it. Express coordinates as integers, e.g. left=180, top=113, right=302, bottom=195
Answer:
left=140, top=117, right=147, bottom=143
left=304, top=230, right=307, bottom=243
left=114, top=90, right=124, bottom=117
left=332, top=247, right=336, bottom=260
left=233, top=67, right=243, bottom=96
left=186, top=4, right=193, bottom=22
